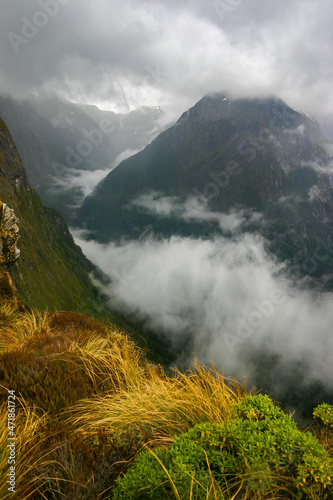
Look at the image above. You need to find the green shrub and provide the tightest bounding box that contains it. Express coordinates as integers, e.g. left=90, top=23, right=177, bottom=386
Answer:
left=313, top=403, right=333, bottom=458
left=113, top=395, right=333, bottom=499
left=313, top=403, right=333, bottom=428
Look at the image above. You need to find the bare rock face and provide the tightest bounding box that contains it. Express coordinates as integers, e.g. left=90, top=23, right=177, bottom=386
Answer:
left=0, top=201, right=20, bottom=267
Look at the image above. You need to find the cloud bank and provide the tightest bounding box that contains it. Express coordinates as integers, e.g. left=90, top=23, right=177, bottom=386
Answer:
left=73, top=230, right=333, bottom=394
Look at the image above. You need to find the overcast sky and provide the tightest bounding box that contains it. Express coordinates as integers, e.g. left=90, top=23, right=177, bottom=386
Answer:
left=1, top=0, right=332, bottom=130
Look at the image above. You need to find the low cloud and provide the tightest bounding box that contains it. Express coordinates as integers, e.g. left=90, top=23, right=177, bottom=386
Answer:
left=131, top=192, right=262, bottom=233
left=110, top=148, right=141, bottom=171
left=308, top=185, right=320, bottom=201
left=301, top=159, right=333, bottom=176
left=72, top=230, right=333, bottom=394
left=48, top=148, right=141, bottom=204
left=50, top=167, right=111, bottom=202
left=283, top=124, right=305, bottom=136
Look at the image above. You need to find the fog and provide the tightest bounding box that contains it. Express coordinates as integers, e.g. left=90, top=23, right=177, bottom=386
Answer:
left=48, top=148, right=141, bottom=206
left=73, top=229, right=333, bottom=393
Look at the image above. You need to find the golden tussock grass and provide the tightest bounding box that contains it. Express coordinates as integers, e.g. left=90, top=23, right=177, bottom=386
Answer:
left=0, top=397, right=58, bottom=500
left=0, top=307, right=50, bottom=352
left=48, top=328, right=148, bottom=393
left=69, top=360, right=248, bottom=442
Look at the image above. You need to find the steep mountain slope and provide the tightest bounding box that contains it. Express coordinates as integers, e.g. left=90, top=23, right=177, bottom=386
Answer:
left=0, top=116, right=109, bottom=314
left=76, top=93, right=333, bottom=285
left=0, top=95, right=164, bottom=221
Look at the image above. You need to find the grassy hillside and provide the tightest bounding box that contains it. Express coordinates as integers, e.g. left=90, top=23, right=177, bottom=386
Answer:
left=0, top=116, right=112, bottom=315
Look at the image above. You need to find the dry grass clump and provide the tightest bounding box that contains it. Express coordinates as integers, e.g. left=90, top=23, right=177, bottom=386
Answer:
left=0, top=299, right=154, bottom=497
left=69, top=361, right=248, bottom=443
left=0, top=305, right=151, bottom=418
left=48, top=326, right=148, bottom=394
left=0, top=398, right=55, bottom=500
left=0, top=303, right=50, bottom=352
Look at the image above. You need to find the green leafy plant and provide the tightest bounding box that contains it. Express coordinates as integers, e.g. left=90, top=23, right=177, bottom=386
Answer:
left=113, top=395, right=333, bottom=499
left=313, top=403, right=333, bottom=428
left=313, top=403, right=333, bottom=457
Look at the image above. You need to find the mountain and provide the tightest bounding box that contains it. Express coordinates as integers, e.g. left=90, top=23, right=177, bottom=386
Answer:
left=0, top=95, right=164, bottom=221
left=75, top=102, right=163, bottom=153
left=76, top=93, right=333, bottom=287
left=0, top=115, right=111, bottom=314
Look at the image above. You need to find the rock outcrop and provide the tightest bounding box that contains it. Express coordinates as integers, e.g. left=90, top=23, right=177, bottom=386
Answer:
left=0, top=200, right=20, bottom=301
left=0, top=200, right=20, bottom=267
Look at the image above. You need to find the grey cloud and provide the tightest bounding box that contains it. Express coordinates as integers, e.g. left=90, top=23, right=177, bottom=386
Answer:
left=0, top=0, right=332, bottom=128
